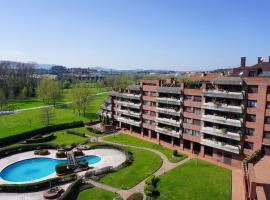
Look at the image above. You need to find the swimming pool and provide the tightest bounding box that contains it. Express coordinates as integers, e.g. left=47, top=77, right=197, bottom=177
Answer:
left=0, top=155, right=101, bottom=182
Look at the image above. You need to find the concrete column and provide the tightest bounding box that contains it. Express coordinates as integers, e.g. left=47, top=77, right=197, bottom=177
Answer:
left=171, top=137, right=174, bottom=146
left=190, top=142, right=194, bottom=153
left=130, top=125, right=132, bottom=134
left=157, top=133, right=160, bottom=143
left=148, top=130, right=152, bottom=139
left=200, top=145, right=205, bottom=157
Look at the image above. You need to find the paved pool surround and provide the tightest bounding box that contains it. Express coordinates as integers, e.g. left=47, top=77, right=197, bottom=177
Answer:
left=0, top=148, right=126, bottom=184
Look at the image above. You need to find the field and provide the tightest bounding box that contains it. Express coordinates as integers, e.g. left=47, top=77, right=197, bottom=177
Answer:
left=0, top=92, right=107, bottom=137
left=76, top=187, right=122, bottom=200
left=156, top=159, right=231, bottom=200
left=104, top=134, right=186, bottom=162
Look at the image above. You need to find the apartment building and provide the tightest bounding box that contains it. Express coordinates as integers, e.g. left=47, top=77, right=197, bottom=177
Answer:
left=97, top=57, right=270, bottom=167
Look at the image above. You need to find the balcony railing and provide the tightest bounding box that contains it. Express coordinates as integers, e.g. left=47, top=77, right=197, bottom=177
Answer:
left=155, top=107, right=181, bottom=116
left=155, top=127, right=180, bottom=138
left=201, top=127, right=241, bottom=141
left=114, top=115, right=141, bottom=127
left=117, top=109, right=141, bottom=118
left=201, top=102, right=243, bottom=114
left=115, top=100, right=141, bottom=109
left=203, top=89, right=244, bottom=100
left=156, top=87, right=181, bottom=94
left=110, top=91, right=141, bottom=100
left=101, top=104, right=112, bottom=111
left=202, top=114, right=243, bottom=127
left=156, top=97, right=182, bottom=105
left=97, top=110, right=112, bottom=118
left=200, top=138, right=240, bottom=154
left=156, top=117, right=181, bottom=127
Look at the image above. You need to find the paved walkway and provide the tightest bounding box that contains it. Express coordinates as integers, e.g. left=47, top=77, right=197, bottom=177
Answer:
left=254, top=156, right=270, bottom=200
left=232, top=168, right=245, bottom=200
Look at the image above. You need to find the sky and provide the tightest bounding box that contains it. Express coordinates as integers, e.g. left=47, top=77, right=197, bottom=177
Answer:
left=0, top=0, right=270, bottom=70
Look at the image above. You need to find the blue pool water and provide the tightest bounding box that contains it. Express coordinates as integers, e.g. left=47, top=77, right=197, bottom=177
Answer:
left=0, top=155, right=101, bottom=182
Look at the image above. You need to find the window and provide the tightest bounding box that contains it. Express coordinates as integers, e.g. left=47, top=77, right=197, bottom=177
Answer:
left=246, top=114, right=256, bottom=122
left=184, top=95, right=192, bottom=101
left=267, top=86, right=270, bottom=94
left=248, top=71, right=255, bottom=77
left=247, top=100, right=257, bottom=108
left=244, top=128, right=254, bottom=136
left=244, top=141, right=253, bottom=150
left=266, top=102, right=270, bottom=109
left=194, top=96, right=202, bottom=102
left=264, top=131, right=270, bottom=139
left=183, top=128, right=190, bottom=134
left=183, top=118, right=192, bottom=124
left=194, top=108, right=201, bottom=114
left=193, top=119, right=201, bottom=125
left=184, top=106, right=192, bottom=113
left=248, top=85, right=258, bottom=93
left=265, top=117, right=270, bottom=124
left=192, top=130, right=200, bottom=136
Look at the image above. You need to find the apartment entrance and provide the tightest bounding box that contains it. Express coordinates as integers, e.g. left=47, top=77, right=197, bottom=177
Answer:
left=193, top=142, right=201, bottom=154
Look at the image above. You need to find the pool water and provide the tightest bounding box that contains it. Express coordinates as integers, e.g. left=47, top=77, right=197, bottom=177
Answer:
left=0, top=155, right=101, bottom=182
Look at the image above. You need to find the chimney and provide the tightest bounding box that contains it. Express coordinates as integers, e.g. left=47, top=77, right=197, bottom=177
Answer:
left=240, top=57, right=246, bottom=68
left=258, top=57, right=263, bottom=64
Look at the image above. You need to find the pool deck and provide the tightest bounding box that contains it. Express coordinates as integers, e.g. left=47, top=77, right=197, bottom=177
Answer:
left=0, top=148, right=126, bottom=185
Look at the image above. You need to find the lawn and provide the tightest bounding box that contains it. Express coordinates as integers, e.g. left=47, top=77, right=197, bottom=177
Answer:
left=0, top=93, right=107, bottom=137
left=104, top=134, right=186, bottom=163
left=76, top=187, right=122, bottom=200
left=69, top=127, right=107, bottom=137
left=49, top=132, right=87, bottom=146
left=156, top=159, right=231, bottom=200
left=100, top=147, right=163, bottom=189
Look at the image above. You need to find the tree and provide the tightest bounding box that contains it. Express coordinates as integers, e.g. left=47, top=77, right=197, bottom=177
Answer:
left=39, top=107, right=55, bottom=126
left=21, top=87, right=28, bottom=99
left=0, top=90, right=7, bottom=110
left=71, top=83, right=92, bottom=116
left=37, top=78, right=62, bottom=105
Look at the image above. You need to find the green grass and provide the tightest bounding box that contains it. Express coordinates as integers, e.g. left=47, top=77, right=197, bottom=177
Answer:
left=104, top=134, right=186, bottom=163
left=156, top=159, right=231, bottom=200
left=49, top=132, right=87, bottom=146
left=100, top=147, right=163, bottom=189
left=0, top=93, right=107, bottom=138
left=69, top=127, right=107, bottom=137
left=76, top=187, right=122, bottom=200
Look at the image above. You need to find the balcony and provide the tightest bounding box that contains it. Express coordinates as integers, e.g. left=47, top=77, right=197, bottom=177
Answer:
left=156, top=97, right=182, bottom=105
left=156, top=117, right=181, bottom=127
left=157, top=87, right=181, bottom=94
left=115, top=100, right=141, bottom=109
left=201, top=127, right=241, bottom=141
left=155, top=127, right=180, bottom=138
left=117, top=109, right=141, bottom=118
left=201, top=102, right=243, bottom=113
left=101, top=104, right=112, bottom=111
left=97, top=110, right=112, bottom=118
left=155, top=107, right=181, bottom=116
left=127, top=84, right=140, bottom=91
left=114, top=115, right=141, bottom=127
left=203, top=89, right=244, bottom=100
left=110, top=91, right=141, bottom=100
left=202, top=114, right=242, bottom=127
left=200, top=138, right=240, bottom=154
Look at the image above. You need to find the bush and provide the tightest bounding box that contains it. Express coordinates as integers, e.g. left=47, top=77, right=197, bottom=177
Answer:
left=66, top=130, right=85, bottom=137
left=25, top=133, right=55, bottom=144
left=74, top=149, right=84, bottom=157
left=58, top=179, right=82, bottom=200
left=127, top=192, right=144, bottom=200
left=173, top=150, right=178, bottom=157
left=144, top=175, right=159, bottom=197
left=56, top=151, right=66, bottom=158
left=55, top=163, right=69, bottom=174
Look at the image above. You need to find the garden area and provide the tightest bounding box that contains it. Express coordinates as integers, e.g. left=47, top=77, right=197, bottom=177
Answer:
left=104, top=134, right=186, bottom=162
left=100, top=147, right=163, bottom=189
left=155, top=159, right=231, bottom=200
left=76, top=187, right=122, bottom=200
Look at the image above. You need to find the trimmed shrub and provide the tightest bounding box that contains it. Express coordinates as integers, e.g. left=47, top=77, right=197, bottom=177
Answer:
left=58, top=179, right=83, bottom=200
left=173, top=150, right=178, bottom=157
left=25, top=133, right=55, bottom=144
left=66, top=130, right=85, bottom=137
left=127, top=192, right=144, bottom=200
left=0, top=174, right=77, bottom=192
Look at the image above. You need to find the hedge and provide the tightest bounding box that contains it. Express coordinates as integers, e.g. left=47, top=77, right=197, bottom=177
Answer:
left=25, top=133, right=55, bottom=144
left=66, top=130, right=86, bottom=137
left=58, top=178, right=83, bottom=200
left=0, top=143, right=58, bottom=159
left=0, top=174, right=77, bottom=192
left=0, top=121, right=84, bottom=147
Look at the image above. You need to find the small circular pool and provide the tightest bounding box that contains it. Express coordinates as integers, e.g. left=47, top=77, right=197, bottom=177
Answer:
left=0, top=155, right=101, bottom=182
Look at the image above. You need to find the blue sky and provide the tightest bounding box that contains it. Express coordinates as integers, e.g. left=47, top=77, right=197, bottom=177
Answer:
left=0, top=0, right=269, bottom=70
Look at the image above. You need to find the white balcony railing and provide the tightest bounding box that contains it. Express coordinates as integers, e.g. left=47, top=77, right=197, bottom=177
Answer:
left=155, top=107, right=181, bottom=116
left=110, top=91, right=141, bottom=100
left=114, top=116, right=141, bottom=127
left=156, top=117, right=181, bottom=127
left=117, top=109, right=141, bottom=118
left=115, top=100, right=141, bottom=109
left=203, top=89, right=244, bottom=100
left=156, top=97, right=182, bottom=105
left=201, top=127, right=241, bottom=141
left=200, top=138, right=240, bottom=154
left=201, top=102, right=243, bottom=114
left=202, top=114, right=243, bottom=127
left=155, top=127, right=180, bottom=138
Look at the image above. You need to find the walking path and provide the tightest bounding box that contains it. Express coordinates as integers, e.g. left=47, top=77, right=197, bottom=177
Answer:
left=84, top=135, right=191, bottom=200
